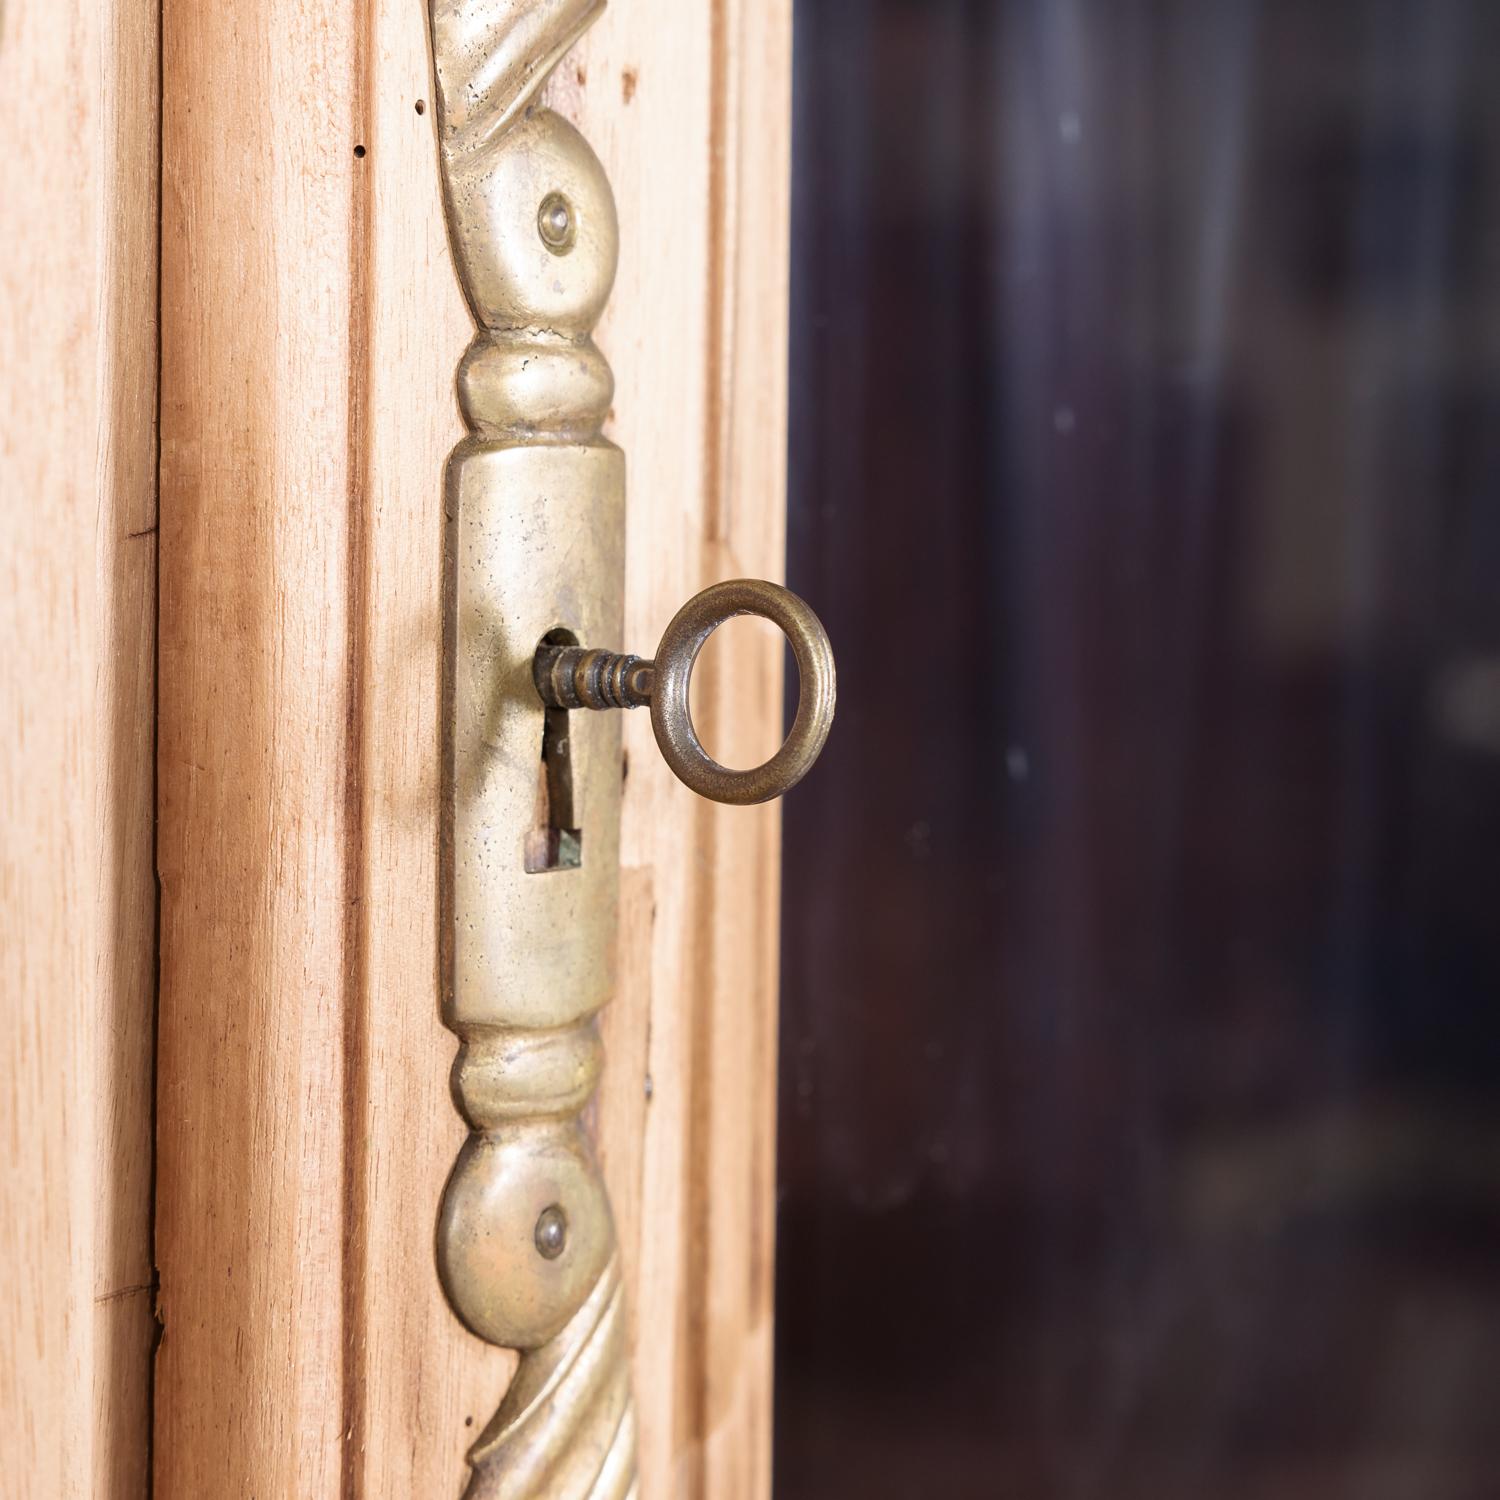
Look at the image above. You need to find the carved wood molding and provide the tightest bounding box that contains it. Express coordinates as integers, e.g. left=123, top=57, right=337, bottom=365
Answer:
left=427, top=4, right=637, bottom=1496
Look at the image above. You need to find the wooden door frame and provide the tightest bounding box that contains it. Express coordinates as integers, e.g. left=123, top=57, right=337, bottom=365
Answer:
left=151, top=1, right=793, bottom=1496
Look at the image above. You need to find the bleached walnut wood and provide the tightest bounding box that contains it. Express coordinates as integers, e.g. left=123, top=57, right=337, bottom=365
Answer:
left=0, top=3, right=159, bottom=1498
left=566, top=5, right=794, bottom=1493
left=155, top=1, right=360, bottom=1489
left=156, top=3, right=503, bottom=1494
left=155, top=0, right=791, bottom=1495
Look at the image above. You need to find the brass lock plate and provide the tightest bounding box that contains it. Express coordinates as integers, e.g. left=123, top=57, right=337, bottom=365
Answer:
left=443, top=440, right=624, bottom=1034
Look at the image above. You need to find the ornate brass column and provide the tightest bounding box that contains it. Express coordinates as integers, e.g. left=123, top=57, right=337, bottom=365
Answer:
left=427, top=3, right=637, bottom=1496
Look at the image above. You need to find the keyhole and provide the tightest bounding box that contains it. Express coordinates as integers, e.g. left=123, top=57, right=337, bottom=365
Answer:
left=525, top=628, right=584, bottom=873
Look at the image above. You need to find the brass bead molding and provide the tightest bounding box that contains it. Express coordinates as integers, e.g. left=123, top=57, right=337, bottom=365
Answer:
left=428, top=3, right=835, bottom=1496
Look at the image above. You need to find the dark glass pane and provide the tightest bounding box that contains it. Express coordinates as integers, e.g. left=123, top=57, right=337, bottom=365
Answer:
left=777, top=2, right=1500, bottom=1496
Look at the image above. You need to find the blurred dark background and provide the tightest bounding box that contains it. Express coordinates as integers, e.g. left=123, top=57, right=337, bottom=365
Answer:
left=775, top=1, right=1500, bottom=1496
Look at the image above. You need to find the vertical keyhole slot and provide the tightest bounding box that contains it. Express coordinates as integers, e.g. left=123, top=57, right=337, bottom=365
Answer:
left=525, top=628, right=583, bottom=873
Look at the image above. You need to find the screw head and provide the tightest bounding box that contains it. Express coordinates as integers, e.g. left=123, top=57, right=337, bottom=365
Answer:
left=534, top=1203, right=568, bottom=1260
left=537, top=192, right=576, bottom=254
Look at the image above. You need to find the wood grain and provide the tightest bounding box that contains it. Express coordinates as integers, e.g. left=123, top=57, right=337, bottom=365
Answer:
left=156, top=1, right=364, bottom=1492
left=155, top=0, right=791, bottom=1493
left=561, top=3, right=794, bottom=1493
left=0, top=2, right=160, bottom=1497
